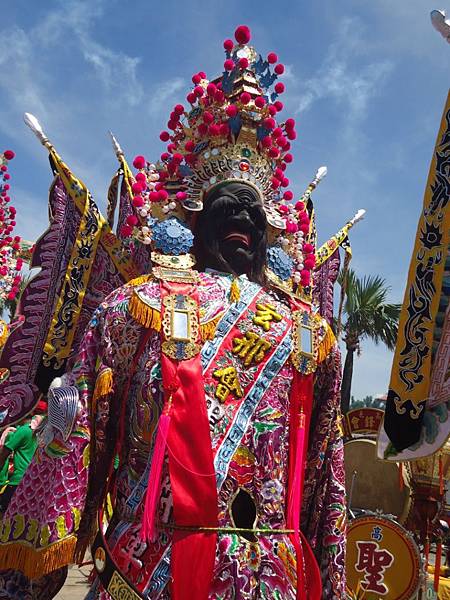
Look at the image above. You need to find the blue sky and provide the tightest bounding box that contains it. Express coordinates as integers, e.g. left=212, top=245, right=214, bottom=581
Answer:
left=1, top=0, right=449, bottom=400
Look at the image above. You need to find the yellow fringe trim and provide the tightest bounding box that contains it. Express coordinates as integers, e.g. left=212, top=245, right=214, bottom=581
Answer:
left=317, top=322, right=336, bottom=364
left=126, top=273, right=153, bottom=287
left=200, top=312, right=224, bottom=341
left=230, top=278, right=241, bottom=303
left=92, top=368, right=113, bottom=404
left=129, top=292, right=162, bottom=330
left=0, top=535, right=77, bottom=579
left=0, top=320, right=8, bottom=349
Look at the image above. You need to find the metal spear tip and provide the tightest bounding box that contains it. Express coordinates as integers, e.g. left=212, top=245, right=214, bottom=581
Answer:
left=109, top=131, right=124, bottom=158
left=23, top=112, right=51, bottom=147
left=431, top=9, right=450, bottom=42
left=352, top=209, right=366, bottom=224
left=315, top=166, right=328, bottom=181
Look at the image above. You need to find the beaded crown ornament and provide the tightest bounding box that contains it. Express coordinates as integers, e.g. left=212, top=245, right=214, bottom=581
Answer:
left=122, top=25, right=328, bottom=297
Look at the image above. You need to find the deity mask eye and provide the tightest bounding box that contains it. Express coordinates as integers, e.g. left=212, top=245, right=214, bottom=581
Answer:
left=193, top=181, right=268, bottom=284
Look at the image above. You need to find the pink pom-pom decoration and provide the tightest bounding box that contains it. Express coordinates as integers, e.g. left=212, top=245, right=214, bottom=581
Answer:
left=261, top=136, right=272, bottom=148
left=274, top=64, right=285, bottom=75
left=132, top=182, right=144, bottom=194
left=303, top=243, right=314, bottom=253
left=271, top=177, right=281, bottom=189
left=263, top=117, right=275, bottom=130
left=285, top=118, right=295, bottom=130
left=136, top=172, right=146, bottom=183
left=287, top=130, right=297, bottom=140
left=273, top=127, right=283, bottom=138
left=277, top=136, right=288, bottom=148
left=172, top=153, right=183, bottom=163
left=159, top=131, right=170, bottom=142
left=267, top=52, right=278, bottom=64
left=127, top=215, right=138, bottom=226
left=295, top=201, right=305, bottom=211
left=286, top=221, right=298, bottom=233
left=284, top=153, right=293, bottom=163
left=283, top=191, right=293, bottom=201
left=209, top=124, right=220, bottom=136
left=226, top=104, right=238, bottom=117
left=199, top=71, right=206, bottom=79
left=219, top=123, right=229, bottom=136
left=235, top=25, right=251, bottom=44
left=274, top=82, right=285, bottom=94
left=198, top=123, right=208, bottom=136
left=207, top=83, right=217, bottom=96
left=254, top=96, right=266, bottom=108
left=132, top=196, right=144, bottom=208
left=268, top=147, right=280, bottom=158
left=192, top=74, right=201, bottom=84
left=176, top=191, right=188, bottom=201
left=268, top=105, right=277, bottom=116
left=224, top=38, right=234, bottom=51
left=149, top=191, right=159, bottom=202
left=121, top=224, right=133, bottom=237
left=215, top=90, right=225, bottom=104
left=238, top=57, right=249, bottom=69
left=158, top=189, right=169, bottom=202
left=185, top=140, right=195, bottom=152
left=174, top=104, right=184, bottom=115
left=0, top=166, right=6, bottom=172
left=281, top=177, right=289, bottom=187
left=278, top=205, right=289, bottom=214
left=187, top=92, right=196, bottom=104
left=240, top=92, right=251, bottom=104
left=299, top=223, right=310, bottom=234
left=224, top=59, right=235, bottom=71
left=194, top=85, right=204, bottom=97
left=274, top=101, right=284, bottom=112
left=133, top=155, right=146, bottom=169
left=3, top=150, right=15, bottom=160
left=203, top=111, right=214, bottom=124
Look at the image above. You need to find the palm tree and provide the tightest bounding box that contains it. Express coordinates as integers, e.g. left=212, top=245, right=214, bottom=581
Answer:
left=338, top=269, right=401, bottom=414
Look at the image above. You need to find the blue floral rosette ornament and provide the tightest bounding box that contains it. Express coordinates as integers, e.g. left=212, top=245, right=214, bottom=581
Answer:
left=266, top=245, right=294, bottom=281
left=151, top=217, right=194, bottom=256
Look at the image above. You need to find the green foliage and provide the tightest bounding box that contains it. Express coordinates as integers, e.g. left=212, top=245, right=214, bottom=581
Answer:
left=349, top=395, right=386, bottom=410
left=338, top=269, right=401, bottom=352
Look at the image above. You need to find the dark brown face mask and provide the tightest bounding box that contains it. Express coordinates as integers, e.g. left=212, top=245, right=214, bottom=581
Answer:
left=192, top=182, right=268, bottom=284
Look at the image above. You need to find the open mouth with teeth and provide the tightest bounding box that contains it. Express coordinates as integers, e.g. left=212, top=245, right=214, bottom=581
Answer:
left=222, top=231, right=251, bottom=248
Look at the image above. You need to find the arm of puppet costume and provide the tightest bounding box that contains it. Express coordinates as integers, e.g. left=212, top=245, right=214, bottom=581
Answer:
left=301, top=343, right=347, bottom=600
left=0, top=324, right=102, bottom=578
left=73, top=306, right=119, bottom=563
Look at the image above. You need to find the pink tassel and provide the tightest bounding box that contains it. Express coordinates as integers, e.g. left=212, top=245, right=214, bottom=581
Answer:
left=288, top=411, right=306, bottom=546
left=435, top=540, right=443, bottom=593
left=140, top=413, right=171, bottom=542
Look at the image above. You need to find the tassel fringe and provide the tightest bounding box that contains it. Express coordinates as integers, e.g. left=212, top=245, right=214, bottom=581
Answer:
left=0, top=536, right=76, bottom=580
left=92, top=368, right=113, bottom=405
left=230, top=278, right=240, bottom=303
left=126, top=274, right=153, bottom=287
left=129, top=293, right=162, bottom=330
left=435, top=540, right=443, bottom=592
left=200, top=312, right=223, bottom=341
left=317, top=323, right=336, bottom=364
left=141, top=413, right=171, bottom=542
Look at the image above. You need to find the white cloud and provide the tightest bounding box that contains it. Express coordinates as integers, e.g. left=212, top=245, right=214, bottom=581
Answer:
left=295, top=17, right=393, bottom=122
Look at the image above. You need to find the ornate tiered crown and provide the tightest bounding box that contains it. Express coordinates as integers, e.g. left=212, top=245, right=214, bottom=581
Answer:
left=122, top=25, right=325, bottom=295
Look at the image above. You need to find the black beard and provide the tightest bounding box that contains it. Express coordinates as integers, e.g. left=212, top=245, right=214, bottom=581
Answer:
left=193, top=182, right=267, bottom=285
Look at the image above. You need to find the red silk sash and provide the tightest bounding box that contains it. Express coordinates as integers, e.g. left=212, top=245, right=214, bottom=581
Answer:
left=159, top=280, right=218, bottom=600
left=287, top=346, right=322, bottom=599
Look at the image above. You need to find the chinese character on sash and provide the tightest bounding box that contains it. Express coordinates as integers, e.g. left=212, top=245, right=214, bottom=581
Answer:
left=213, top=366, right=243, bottom=403
left=232, top=331, right=271, bottom=366
left=355, top=541, right=394, bottom=595
left=253, top=303, right=282, bottom=331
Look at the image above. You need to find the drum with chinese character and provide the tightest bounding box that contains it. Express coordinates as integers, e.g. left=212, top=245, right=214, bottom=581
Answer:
left=346, top=515, right=421, bottom=600
left=344, top=438, right=412, bottom=523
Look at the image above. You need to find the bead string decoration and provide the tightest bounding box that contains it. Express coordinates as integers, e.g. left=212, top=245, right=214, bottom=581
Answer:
left=0, top=150, right=23, bottom=303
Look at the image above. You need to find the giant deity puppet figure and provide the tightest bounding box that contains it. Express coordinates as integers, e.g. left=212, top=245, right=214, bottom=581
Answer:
left=0, top=26, right=364, bottom=600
